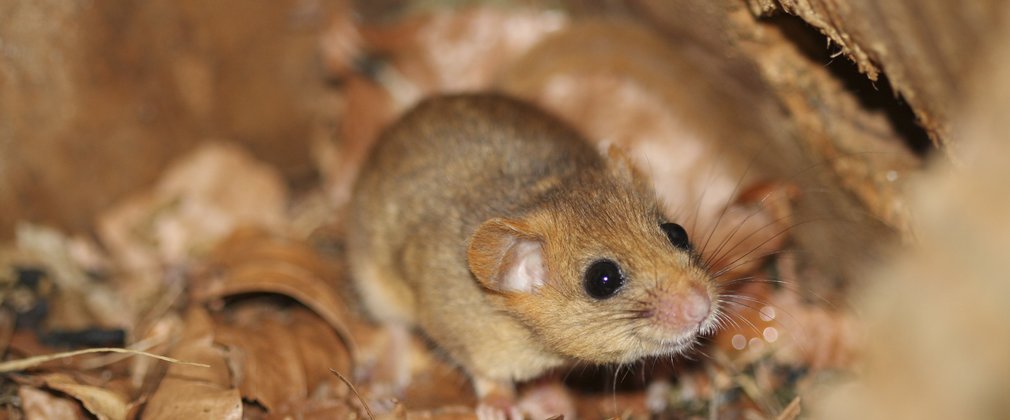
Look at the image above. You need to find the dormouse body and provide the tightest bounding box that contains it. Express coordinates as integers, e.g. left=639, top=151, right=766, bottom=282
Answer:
left=347, top=93, right=719, bottom=404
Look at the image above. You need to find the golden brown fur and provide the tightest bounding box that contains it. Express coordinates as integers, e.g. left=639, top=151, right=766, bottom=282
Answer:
left=347, top=93, right=717, bottom=399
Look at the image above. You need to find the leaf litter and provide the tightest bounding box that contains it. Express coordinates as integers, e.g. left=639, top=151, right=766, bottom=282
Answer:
left=0, top=3, right=862, bottom=419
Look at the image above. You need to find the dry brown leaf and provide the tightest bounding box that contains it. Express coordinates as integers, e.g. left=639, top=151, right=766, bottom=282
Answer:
left=286, top=310, right=353, bottom=399
left=19, top=385, right=86, bottom=420
left=275, top=399, right=358, bottom=420
left=144, top=307, right=238, bottom=419
left=142, top=378, right=242, bottom=420
left=212, top=303, right=352, bottom=415
left=28, top=373, right=130, bottom=420
left=204, top=229, right=338, bottom=280
left=172, top=230, right=359, bottom=416
left=97, top=141, right=288, bottom=276
left=214, top=305, right=309, bottom=412
left=191, top=229, right=356, bottom=357
left=374, top=6, right=568, bottom=94
left=397, top=405, right=475, bottom=420
left=77, top=142, right=291, bottom=346
left=159, top=307, right=231, bottom=386
left=115, top=312, right=184, bottom=393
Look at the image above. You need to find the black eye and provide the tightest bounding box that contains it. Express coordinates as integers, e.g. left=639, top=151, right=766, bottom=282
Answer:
left=583, top=259, right=625, bottom=299
left=660, top=222, right=692, bottom=251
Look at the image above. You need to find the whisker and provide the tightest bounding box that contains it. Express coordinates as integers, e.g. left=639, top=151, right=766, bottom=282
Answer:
left=717, top=276, right=825, bottom=307
left=611, top=363, right=621, bottom=414
left=710, top=249, right=796, bottom=280
left=686, top=151, right=731, bottom=248
left=717, top=275, right=780, bottom=288
left=702, top=189, right=790, bottom=270
left=714, top=311, right=738, bottom=332
left=698, top=156, right=760, bottom=260
left=718, top=302, right=764, bottom=336
left=704, top=211, right=796, bottom=271
left=718, top=300, right=818, bottom=356
left=720, top=294, right=773, bottom=308
left=707, top=218, right=825, bottom=278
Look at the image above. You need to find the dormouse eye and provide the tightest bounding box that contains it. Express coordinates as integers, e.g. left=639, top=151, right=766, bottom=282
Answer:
left=660, top=222, right=692, bottom=251
left=584, top=259, right=625, bottom=299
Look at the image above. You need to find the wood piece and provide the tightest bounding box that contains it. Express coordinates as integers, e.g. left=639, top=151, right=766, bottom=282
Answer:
left=744, top=0, right=1008, bottom=150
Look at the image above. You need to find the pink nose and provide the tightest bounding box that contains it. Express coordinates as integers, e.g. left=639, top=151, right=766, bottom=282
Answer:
left=655, top=288, right=711, bottom=331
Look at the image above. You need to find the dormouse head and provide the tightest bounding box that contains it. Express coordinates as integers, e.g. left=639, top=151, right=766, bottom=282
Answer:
left=466, top=148, right=719, bottom=364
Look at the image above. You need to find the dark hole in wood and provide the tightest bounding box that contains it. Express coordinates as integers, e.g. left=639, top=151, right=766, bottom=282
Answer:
left=767, top=14, right=935, bottom=157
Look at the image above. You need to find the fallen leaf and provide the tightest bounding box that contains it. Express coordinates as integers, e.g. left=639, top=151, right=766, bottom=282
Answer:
left=158, top=307, right=231, bottom=386
left=212, top=303, right=352, bottom=415
left=98, top=142, right=288, bottom=275
left=278, top=399, right=358, bottom=420
left=144, top=307, right=241, bottom=420
left=142, top=378, right=242, bottom=420
left=286, top=310, right=353, bottom=399
left=19, top=385, right=85, bottom=420
left=191, top=229, right=356, bottom=357
left=214, top=304, right=309, bottom=411
left=33, top=373, right=129, bottom=420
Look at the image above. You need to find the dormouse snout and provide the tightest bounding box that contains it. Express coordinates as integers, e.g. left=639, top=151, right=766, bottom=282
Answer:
left=654, top=286, right=712, bottom=332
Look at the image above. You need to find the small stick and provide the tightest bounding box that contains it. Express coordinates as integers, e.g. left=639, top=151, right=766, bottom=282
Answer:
left=330, top=368, right=375, bottom=420
left=0, top=347, right=209, bottom=373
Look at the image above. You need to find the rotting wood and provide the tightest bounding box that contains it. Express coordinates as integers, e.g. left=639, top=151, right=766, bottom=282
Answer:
left=744, top=0, right=1008, bottom=150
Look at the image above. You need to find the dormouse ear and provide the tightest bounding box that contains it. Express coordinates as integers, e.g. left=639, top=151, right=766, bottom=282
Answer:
left=467, top=218, right=546, bottom=294
left=605, top=144, right=650, bottom=189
